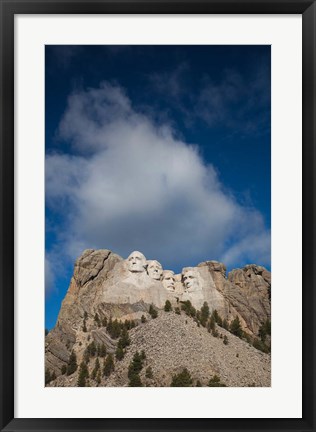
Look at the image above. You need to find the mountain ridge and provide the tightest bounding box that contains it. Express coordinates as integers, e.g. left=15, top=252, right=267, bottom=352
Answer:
left=45, top=248, right=271, bottom=387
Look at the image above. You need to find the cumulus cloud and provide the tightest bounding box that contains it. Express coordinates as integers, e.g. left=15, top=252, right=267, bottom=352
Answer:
left=46, top=81, right=270, bottom=277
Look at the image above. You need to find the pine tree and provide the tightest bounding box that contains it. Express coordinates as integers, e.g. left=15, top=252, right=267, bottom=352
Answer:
left=258, top=319, right=271, bottom=342
left=103, top=354, right=115, bottom=377
left=171, top=368, right=193, bottom=387
left=115, top=346, right=124, bottom=361
left=66, top=351, right=78, bottom=375
left=99, top=343, right=107, bottom=357
left=129, top=374, right=143, bottom=387
left=211, top=309, right=219, bottom=322
left=164, top=300, right=172, bottom=312
left=212, top=328, right=219, bottom=338
left=107, top=319, right=122, bottom=339
left=145, top=366, right=153, bottom=379
left=102, top=316, right=108, bottom=327
left=243, top=332, right=252, bottom=344
left=208, top=374, right=226, bottom=387
left=84, top=311, right=88, bottom=319
left=207, top=316, right=216, bottom=333
left=180, top=300, right=196, bottom=317
left=118, top=328, right=130, bottom=349
left=91, top=358, right=100, bottom=380
left=124, top=320, right=131, bottom=330
left=77, top=362, right=89, bottom=387
left=83, top=341, right=97, bottom=363
left=149, top=304, right=158, bottom=319
left=141, top=315, right=146, bottom=323
left=107, top=317, right=113, bottom=333
left=174, top=307, right=181, bottom=315
left=128, top=351, right=143, bottom=378
left=229, top=316, right=243, bottom=338
left=223, top=335, right=229, bottom=345
left=200, top=302, right=210, bottom=326
left=211, top=309, right=223, bottom=326
left=222, top=319, right=229, bottom=330
left=83, top=347, right=90, bottom=364
left=253, top=338, right=270, bottom=353
left=88, top=341, right=97, bottom=357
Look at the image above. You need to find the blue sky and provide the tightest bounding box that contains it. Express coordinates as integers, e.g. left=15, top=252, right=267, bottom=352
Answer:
left=45, top=45, right=271, bottom=330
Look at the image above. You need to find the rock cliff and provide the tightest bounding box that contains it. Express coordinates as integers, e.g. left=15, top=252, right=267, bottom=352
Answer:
left=45, top=248, right=271, bottom=387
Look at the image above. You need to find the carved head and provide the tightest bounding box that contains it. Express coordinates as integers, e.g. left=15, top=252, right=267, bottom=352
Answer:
left=127, top=251, right=146, bottom=273
left=182, top=267, right=200, bottom=292
left=147, top=260, right=163, bottom=280
left=162, top=270, right=175, bottom=291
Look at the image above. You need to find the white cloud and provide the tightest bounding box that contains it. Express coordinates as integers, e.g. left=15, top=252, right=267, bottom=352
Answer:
left=46, top=82, right=270, bottom=275
left=221, top=230, right=271, bottom=269
left=45, top=257, right=55, bottom=295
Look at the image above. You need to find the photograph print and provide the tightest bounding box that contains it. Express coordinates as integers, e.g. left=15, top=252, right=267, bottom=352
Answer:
left=45, top=45, right=271, bottom=388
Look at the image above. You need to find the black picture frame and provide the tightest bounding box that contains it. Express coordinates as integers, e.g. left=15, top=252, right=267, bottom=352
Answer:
left=0, top=1, right=315, bottom=431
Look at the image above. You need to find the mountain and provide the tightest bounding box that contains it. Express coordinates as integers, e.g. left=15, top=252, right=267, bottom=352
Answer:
left=45, top=248, right=271, bottom=387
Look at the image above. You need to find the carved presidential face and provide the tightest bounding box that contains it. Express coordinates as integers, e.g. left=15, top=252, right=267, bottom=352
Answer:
left=147, top=260, right=163, bottom=280
left=182, top=268, right=199, bottom=291
left=127, top=251, right=146, bottom=272
left=162, top=270, right=175, bottom=291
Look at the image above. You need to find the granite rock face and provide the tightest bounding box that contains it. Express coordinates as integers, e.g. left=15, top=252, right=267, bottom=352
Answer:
left=45, top=248, right=271, bottom=384
left=56, top=249, right=122, bottom=329
left=225, top=264, right=271, bottom=334
left=100, top=260, right=171, bottom=308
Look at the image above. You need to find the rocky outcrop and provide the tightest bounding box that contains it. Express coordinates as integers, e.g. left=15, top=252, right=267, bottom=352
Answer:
left=226, top=265, right=271, bottom=334
left=195, top=261, right=271, bottom=335
left=45, top=248, right=271, bottom=383
left=48, top=311, right=271, bottom=388
left=56, top=249, right=122, bottom=329
left=45, top=323, right=76, bottom=374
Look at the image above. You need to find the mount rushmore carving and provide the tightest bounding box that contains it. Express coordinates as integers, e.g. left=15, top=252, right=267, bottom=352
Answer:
left=56, top=248, right=270, bottom=337
left=126, top=250, right=207, bottom=301
left=96, top=250, right=232, bottom=312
